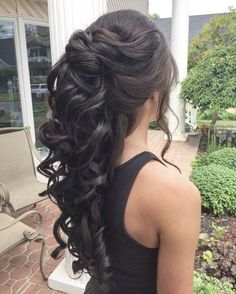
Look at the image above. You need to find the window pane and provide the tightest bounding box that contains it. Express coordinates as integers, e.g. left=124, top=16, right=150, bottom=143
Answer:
left=0, top=21, right=22, bottom=127
left=25, top=24, right=51, bottom=147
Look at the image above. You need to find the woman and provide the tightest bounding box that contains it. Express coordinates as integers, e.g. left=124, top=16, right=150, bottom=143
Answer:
left=38, top=10, right=201, bottom=294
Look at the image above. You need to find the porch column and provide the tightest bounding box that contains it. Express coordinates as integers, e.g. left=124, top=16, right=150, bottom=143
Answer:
left=48, top=0, right=107, bottom=65
left=191, top=107, right=197, bottom=130
left=168, top=0, right=189, bottom=141
left=47, top=1, right=106, bottom=293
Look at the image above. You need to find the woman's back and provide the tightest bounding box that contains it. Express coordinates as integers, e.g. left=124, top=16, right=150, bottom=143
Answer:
left=105, top=151, right=164, bottom=293
left=85, top=151, right=162, bottom=293
left=85, top=149, right=201, bottom=294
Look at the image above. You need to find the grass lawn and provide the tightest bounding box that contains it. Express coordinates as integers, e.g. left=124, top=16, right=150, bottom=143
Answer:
left=197, top=120, right=236, bottom=128
left=0, top=91, right=20, bottom=102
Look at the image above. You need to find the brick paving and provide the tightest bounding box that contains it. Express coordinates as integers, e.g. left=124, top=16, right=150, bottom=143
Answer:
left=148, top=130, right=201, bottom=177
left=0, top=130, right=201, bottom=293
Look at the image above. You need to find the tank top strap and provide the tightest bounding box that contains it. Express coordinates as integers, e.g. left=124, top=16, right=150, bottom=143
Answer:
left=116, top=150, right=167, bottom=202
left=114, top=151, right=167, bottom=175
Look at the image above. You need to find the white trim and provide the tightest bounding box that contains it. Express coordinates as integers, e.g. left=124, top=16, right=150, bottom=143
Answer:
left=17, top=17, right=36, bottom=142
left=0, top=16, right=15, bottom=21
left=0, top=16, right=48, bottom=28
left=13, top=18, right=28, bottom=129
left=23, top=19, right=49, bottom=26
left=21, top=19, right=50, bottom=143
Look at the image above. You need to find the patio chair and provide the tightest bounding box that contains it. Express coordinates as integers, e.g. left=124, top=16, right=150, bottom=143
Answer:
left=0, top=210, right=47, bottom=280
left=0, top=127, right=47, bottom=216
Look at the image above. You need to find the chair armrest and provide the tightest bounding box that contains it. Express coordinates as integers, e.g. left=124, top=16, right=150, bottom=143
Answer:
left=0, top=210, right=43, bottom=240
left=0, top=182, right=10, bottom=206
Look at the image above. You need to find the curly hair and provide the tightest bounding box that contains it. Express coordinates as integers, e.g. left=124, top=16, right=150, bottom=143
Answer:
left=37, top=9, right=178, bottom=292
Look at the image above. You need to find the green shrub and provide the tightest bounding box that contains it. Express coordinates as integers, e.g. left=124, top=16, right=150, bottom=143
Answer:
left=221, top=111, right=236, bottom=121
left=192, top=148, right=236, bottom=170
left=206, top=148, right=236, bottom=170
left=192, top=152, right=210, bottom=169
left=190, top=164, right=236, bottom=216
left=196, top=223, right=236, bottom=287
left=194, top=271, right=235, bottom=294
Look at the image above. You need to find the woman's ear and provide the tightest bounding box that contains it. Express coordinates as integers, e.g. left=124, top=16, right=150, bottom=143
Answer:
left=149, top=92, right=160, bottom=122
left=151, top=91, right=159, bottom=105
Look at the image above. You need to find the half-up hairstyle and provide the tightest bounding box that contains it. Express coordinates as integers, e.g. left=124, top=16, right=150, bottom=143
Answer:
left=37, top=9, right=178, bottom=292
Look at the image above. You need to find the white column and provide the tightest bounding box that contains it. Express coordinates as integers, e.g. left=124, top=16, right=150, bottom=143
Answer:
left=168, top=0, right=189, bottom=141
left=48, top=0, right=107, bottom=65
left=47, top=1, right=107, bottom=292
left=191, top=107, right=197, bottom=130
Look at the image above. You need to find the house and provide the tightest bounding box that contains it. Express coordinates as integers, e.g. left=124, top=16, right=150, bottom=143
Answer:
left=0, top=0, right=230, bottom=144
left=0, top=0, right=148, bottom=138
left=155, top=13, right=225, bottom=45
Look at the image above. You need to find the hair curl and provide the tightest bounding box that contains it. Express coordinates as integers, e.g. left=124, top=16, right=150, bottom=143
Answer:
left=37, top=9, right=178, bottom=292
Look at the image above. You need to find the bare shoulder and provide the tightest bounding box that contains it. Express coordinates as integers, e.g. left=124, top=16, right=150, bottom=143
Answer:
left=138, top=158, right=201, bottom=201
left=137, top=159, right=202, bottom=293
left=137, top=159, right=202, bottom=230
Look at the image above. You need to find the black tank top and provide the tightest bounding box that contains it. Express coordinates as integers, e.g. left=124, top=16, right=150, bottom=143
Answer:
left=85, top=151, right=167, bottom=294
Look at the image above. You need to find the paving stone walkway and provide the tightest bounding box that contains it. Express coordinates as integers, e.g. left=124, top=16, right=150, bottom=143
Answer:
left=148, top=130, right=201, bottom=177
left=0, top=130, right=201, bottom=293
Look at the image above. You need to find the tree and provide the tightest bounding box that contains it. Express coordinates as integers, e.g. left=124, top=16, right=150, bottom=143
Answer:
left=149, top=13, right=159, bottom=20
left=181, top=9, right=236, bottom=127
left=181, top=44, right=236, bottom=127
left=188, top=9, right=236, bottom=70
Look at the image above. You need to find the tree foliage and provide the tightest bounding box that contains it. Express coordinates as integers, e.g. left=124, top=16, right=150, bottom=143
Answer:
left=180, top=44, right=236, bottom=110
left=180, top=10, right=236, bottom=115
left=188, top=9, right=236, bottom=70
left=148, top=13, right=159, bottom=20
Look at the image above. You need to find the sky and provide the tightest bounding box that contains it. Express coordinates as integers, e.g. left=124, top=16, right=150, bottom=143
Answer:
left=149, top=0, right=236, bottom=18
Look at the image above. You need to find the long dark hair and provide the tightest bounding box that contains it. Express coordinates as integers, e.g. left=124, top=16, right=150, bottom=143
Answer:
left=37, top=9, right=178, bottom=291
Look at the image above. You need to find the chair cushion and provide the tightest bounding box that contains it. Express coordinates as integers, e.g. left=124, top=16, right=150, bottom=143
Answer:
left=0, top=128, right=47, bottom=211
left=0, top=213, right=35, bottom=255
left=9, top=180, right=46, bottom=211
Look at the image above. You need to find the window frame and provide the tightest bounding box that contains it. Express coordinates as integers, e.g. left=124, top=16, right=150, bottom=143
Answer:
left=0, top=15, right=50, bottom=143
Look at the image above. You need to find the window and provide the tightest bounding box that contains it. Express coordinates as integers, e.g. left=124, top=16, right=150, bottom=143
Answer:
left=0, top=21, right=22, bottom=128
left=25, top=24, right=51, bottom=144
